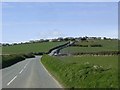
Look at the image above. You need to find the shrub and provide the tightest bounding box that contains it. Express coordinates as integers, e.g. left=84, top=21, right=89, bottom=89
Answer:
left=90, top=44, right=102, bottom=47
left=23, top=53, right=35, bottom=58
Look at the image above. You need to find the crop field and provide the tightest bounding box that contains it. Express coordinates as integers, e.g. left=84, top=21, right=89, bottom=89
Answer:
left=41, top=55, right=118, bottom=88
left=2, top=41, right=67, bottom=54
left=60, top=40, right=118, bottom=54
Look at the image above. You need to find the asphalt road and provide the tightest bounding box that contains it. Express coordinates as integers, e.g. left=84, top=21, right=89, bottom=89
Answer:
left=48, top=41, right=74, bottom=56
left=2, top=56, right=62, bottom=88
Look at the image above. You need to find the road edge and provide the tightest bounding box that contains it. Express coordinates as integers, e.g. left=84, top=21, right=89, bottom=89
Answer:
left=40, top=56, right=63, bottom=88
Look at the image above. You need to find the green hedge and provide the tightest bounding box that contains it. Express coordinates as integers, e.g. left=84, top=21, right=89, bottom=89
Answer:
left=73, top=51, right=120, bottom=55
left=71, top=44, right=102, bottom=47
left=1, top=53, right=35, bottom=69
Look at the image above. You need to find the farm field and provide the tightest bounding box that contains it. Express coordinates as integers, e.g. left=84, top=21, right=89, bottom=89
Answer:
left=1, top=41, right=67, bottom=68
left=2, top=41, right=67, bottom=54
left=41, top=55, right=118, bottom=88
left=60, top=40, right=118, bottom=54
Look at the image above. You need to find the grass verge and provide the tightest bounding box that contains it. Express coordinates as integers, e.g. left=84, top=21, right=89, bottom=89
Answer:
left=41, top=55, right=118, bottom=88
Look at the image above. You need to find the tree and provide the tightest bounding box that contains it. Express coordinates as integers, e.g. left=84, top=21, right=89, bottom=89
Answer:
left=81, top=37, right=86, bottom=41
left=103, top=37, right=107, bottom=40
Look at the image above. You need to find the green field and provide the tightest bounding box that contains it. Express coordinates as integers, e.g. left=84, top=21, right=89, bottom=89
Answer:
left=41, top=55, right=118, bottom=88
left=60, top=40, right=118, bottom=54
left=2, top=41, right=66, bottom=54
left=2, top=41, right=67, bottom=68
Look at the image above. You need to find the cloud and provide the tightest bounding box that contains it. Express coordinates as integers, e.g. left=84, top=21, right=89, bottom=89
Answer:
left=2, top=2, right=16, bottom=8
left=38, top=29, right=65, bottom=39
left=52, top=31, right=62, bottom=36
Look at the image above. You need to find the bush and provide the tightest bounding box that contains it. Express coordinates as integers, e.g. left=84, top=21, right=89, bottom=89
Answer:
left=71, top=44, right=88, bottom=47
left=72, top=51, right=120, bottom=56
left=33, top=52, right=45, bottom=55
left=90, top=44, right=102, bottom=47
left=23, top=53, right=35, bottom=58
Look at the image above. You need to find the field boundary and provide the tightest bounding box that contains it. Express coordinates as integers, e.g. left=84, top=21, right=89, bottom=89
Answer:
left=59, top=51, right=120, bottom=56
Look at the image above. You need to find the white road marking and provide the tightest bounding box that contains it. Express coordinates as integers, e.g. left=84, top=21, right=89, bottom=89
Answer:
left=19, top=69, right=24, bottom=74
left=6, top=60, right=31, bottom=86
left=40, top=59, right=62, bottom=88
left=7, top=75, right=17, bottom=86
left=20, top=61, right=30, bottom=74
left=24, top=64, right=27, bottom=69
left=26, top=63, right=28, bottom=66
left=23, top=65, right=26, bottom=69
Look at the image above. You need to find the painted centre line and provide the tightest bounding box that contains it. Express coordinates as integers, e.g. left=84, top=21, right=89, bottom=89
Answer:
left=21, top=61, right=30, bottom=73
left=19, top=61, right=30, bottom=74
left=24, top=64, right=27, bottom=69
left=7, top=75, right=17, bottom=86
left=19, top=69, right=24, bottom=74
left=7, top=61, right=31, bottom=86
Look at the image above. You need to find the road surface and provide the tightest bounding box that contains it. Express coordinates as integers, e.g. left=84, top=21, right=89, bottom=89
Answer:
left=48, top=41, right=74, bottom=56
left=2, top=56, right=62, bottom=88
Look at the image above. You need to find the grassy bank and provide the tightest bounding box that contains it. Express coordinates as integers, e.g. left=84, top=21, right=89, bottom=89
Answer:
left=41, top=55, right=118, bottom=88
left=1, top=53, right=35, bottom=68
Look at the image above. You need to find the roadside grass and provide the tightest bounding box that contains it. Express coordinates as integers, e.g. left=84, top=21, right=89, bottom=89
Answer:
left=41, top=55, right=118, bottom=88
left=60, top=40, right=118, bottom=54
left=2, top=41, right=66, bottom=54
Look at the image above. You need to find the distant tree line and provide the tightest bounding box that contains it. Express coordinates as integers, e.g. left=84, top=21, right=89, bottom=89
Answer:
left=2, top=36, right=118, bottom=46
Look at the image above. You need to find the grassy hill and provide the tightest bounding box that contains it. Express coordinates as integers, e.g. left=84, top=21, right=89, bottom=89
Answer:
left=41, top=39, right=119, bottom=88
left=1, top=41, right=67, bottom=68
left=60, top=39, right=118, bottom=54
left=2, top=41, right=67, bottom=54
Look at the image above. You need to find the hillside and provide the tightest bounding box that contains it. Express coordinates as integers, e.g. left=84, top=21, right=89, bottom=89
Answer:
left=2, top=41, right=67, bottom=54
left=60, top=39, right=118, bottom=54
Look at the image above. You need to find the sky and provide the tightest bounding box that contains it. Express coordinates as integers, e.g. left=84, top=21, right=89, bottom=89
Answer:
left=2, top=2, right=118, bottom=43
left=1, top=0, right=120, bottom=2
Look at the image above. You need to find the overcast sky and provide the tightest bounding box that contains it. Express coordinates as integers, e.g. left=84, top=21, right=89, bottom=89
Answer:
left=2, top=2, right=118, bottom=43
